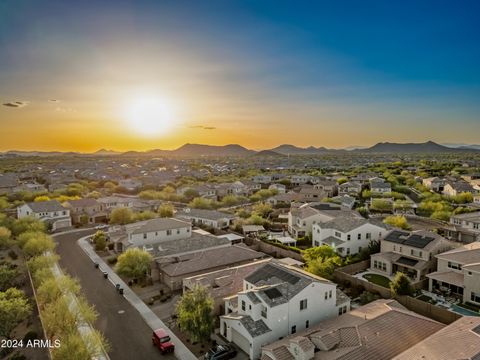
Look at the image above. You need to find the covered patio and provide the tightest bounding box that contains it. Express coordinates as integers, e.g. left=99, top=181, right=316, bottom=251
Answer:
left=427, top=271, right=464, bottom=298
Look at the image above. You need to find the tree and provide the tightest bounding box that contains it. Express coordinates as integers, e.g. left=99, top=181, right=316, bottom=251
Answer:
left=176, top=285, right=214, bottom=343
left=158, top=204, right=174, bottom=218
left=0, top=264, right=18, bottom=291
left=109, top=207, right=134, bottom=225
left=34, top=195, right=51, bottom=202
left=183, top=188, right=200, bottom=200
left=0, top=197, right=9, bottom=211
left=79, top=214, right=89, bottom=225
left=306, top=257, right=342, bottom=280
left=0, top=226, right=12, bottom=248
left=252, top=203, right=273, bottom=218
left=303, top=245, right=338, bottom=263
left=92, top=231, right=107, bottom=251
left=188, top=197, right=214, bottom=209
left=133, top=211, right=157, bottom=222
left=370, top=199, right=393, bottom=213
left=390, top=272, right=413, bottom=296
left=116, top=248, right=152, bottom=280
left=0, top=288, right=32, bottom=338
left=11, top=217, right=46, bottom=236
left=22, top=233, right=56, bottom=257
left=383, top=215, right=411, bottom=230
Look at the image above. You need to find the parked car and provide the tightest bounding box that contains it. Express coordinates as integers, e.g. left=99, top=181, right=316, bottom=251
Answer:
left=95, top=224, right=109, bottom=230
left=205, top=344, right=237, bottom=360
left=152, top=329, right=174, bottom=354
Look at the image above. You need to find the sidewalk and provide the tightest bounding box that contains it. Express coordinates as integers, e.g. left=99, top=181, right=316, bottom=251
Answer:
left=78, top=236, right=197, bottom=360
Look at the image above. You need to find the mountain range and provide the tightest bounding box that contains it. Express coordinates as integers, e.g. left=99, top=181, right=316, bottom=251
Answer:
left=1, top=141, right=479, bottom=157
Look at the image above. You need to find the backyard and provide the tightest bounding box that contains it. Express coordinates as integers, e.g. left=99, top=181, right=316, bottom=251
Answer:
left=362, top=273, right=391, bottom=288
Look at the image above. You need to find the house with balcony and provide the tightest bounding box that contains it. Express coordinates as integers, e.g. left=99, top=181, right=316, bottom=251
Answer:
left=220, top=262, right=350, bottom=359
left=17, top=200, right=71, bottom=231
left=370, top=230, right=454, bottom=282
left=445, top=211, right=480, bottom=243
left=427, top=242, right=480, bottom=305
left=312, top=217, right=388, bottom=256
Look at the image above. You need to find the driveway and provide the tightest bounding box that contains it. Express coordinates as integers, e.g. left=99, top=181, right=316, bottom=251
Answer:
left=54, top=229, right=177, bottom=360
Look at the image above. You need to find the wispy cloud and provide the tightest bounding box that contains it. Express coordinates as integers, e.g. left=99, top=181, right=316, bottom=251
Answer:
left=2, top=101, right=29, bottom=108
left=189, top=125, right=217, bottom=130
left=55, top=107, right=77, bottom=113
left=48, top=99, right=60, bottom=102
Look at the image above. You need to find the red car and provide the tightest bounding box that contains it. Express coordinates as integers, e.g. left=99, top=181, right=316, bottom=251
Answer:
left=152, top=329, right=175, bottom=354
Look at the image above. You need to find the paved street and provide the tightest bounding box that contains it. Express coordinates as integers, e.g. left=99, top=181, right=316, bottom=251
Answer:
left=54, top=229, right=177, bottom=360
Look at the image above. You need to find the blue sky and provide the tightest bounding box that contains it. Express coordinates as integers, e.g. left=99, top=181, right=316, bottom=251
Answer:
left=0, top=0, right=479, bottom=151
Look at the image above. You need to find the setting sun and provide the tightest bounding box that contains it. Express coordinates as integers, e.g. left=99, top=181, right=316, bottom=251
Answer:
left=125, top=96, right=175, bottom=136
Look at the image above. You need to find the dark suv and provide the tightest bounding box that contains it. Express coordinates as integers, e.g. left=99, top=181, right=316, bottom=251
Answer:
left=205, top=344, right=237, bottom=360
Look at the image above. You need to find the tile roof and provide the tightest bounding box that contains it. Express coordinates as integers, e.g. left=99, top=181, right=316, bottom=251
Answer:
left=25, top=200, right=66, bottom=213
left=436, top=242, right=480, bottom=264
left=177, top=208, right=235, bottom=221
left=393, top=317, right=480, bottom=360
left=128, top=218, right=190, bottom=235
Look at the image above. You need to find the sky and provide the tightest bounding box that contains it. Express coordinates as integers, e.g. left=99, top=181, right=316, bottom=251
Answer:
left=0, top=0, right=479, bottom=152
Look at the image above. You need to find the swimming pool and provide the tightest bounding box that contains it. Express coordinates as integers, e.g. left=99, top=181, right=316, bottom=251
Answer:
left=450, top=304, right=480, bottom=317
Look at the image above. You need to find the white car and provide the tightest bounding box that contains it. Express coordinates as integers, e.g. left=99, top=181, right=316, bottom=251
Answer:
left=94, top=224, right=109, bottom=230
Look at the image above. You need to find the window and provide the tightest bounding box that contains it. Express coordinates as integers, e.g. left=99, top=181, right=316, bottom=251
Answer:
left=346, top=248, right=350, bottom=255
left=357, top=233, right=361, bottom=240
left=393, top=245, right=396, bottom=251
left=468, top=271, right=473, bottom=276
left=338, top=306, right=347, bottom=315
left=382, top=263, right=386, bottom=271
left=155, top=232, right=158, bottom=236
left=300, top=299, right=308, bottom=310
left=177, top=229, right=180, bottom=234
left=374, top=260, right=378, bottom=269
left=143, top=233, right=147, bottom=239
left=358, top=247, right=362, bottom=252
left=306, top=320, right=309, bottom=328
left=366, top=233, right=371, bottom=239
left=448, top=262, right=462, bottom=270
left=329, top=290, right=332, bottom=299
left=166, top=230, right=172, bottom=236
left=335, top=231, right=341, bottom=238
left=241, top=301, right=246, bottom=311
left=399, top=246, right=402, bottom=253
left=347, top=234, right=351, bottom=241
left=419, top=251, right=423, bottom=258
left=411, top=249, right=414, bottom=255
left=261, top=306, right=267, bottom=318
left=474, top=223, right=479, bottom=230
left=324, top=292, right=328, bottom=300
left=291, top=326, right=296, bottom=334
left=471, top=292, right=480, bottom=304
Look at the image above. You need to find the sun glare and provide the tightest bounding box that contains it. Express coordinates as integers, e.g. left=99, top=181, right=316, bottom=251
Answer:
left=126, top=97, right=174, bottom=136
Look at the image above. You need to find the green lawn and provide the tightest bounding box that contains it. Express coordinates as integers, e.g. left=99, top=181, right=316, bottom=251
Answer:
left=363, top=273, right=391, bottom=288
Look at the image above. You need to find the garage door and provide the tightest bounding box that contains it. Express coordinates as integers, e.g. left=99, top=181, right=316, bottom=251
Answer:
left=231, top=328, right=250, bottom=356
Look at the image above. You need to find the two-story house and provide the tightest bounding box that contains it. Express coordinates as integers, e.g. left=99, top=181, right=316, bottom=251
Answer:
left=443, top=180, right=475, bottom=197
left=288, top=202, right=360, bottom=238
left=369, top=177, right=391, bottom=194
left=427, top=242, right=480, bottom=305
left=313, top=180, right=338, bottom=197
left=312, top=217, right=388, bottom=256
left=108, top=217, right=192, bottom=252
left=177, top=184, right=217, bottom=199
left=252, top=175, right=272, bottom=185
left=220, top=262, right=350, bottom=359
left=64, top=198, right=107, bottom=224
left=338, top=181, right=362, bottom=196
left=290, top=175, right=315, bottom=186
left=370, top=230, right=454, bottom=282
left=446, top=211, right=480, bottom=243
left=175, top=208, right=235, bottom=229
left=422, top=177, right=446, bottom=192
left=17, top=200, right=71, bottom=231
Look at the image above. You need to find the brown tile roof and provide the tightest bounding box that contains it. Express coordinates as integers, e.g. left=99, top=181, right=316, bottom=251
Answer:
left=393, top=316, right=480, bottom=360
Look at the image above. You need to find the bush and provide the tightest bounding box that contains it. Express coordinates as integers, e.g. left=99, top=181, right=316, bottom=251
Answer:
left=107, top=256, right=118, bottom=265
left=8, top=250, right=17, bottom=260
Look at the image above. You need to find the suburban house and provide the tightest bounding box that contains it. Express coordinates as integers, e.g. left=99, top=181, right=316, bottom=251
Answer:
left=267, top=192, right=300, bottom=206
left=338, top=181, right=362, bottom=196
left=312, top=217, right=388, bottom=256
left=290, top=175, right=315, bottom=186
left=175, top=208, right=235, bottom=229
left=297, top=185, right=327, bottom=203
left=108, top=218, right=192, bottom=252
left=64, top=198, right=108, bottom=224
left=427, top=242, right=480, bottom=306
left=13, top=182, right=47, bottom=193
left=393, top=316, right=480, bottom=360
left=313, top=180, right=338, bottom=197
left=261, top=299, right=445, bottom=360
left=445, top=211, right=480, bottom=243
left=17, top=200, right=72, bottom=231
left=330, top=194, right=356, bottom=209
left=118, top=178, right=142, bottom=191
left=370, top=230, right=454, bottom=282
left=288, top=202, right=360, bottom=238
left=252, top=175, right=273, bottom=184
left=97, top=196, right=134, bottom=210
left=443, top=180, right=476, bottom=197
left=183, top=259, right=272, bottom=315
left=0, top=173, right=19, bottom=194
left=220, top=262, right=350, bottom=359
left=268, top=183, right=286, bottom=194
left=157, top=244, right=267, bottom=291
left=177, top=184, right=217, bottom=199
left=422, top=177, right=446, bottom=192
left=369, top=177, right=391, bottom=194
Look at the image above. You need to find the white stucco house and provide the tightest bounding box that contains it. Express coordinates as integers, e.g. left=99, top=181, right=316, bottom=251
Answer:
left=175, top=208, right=235, bottom=229
left=312, top=217, right=388, bottom=256
left=17, top=200, right=71, bottom=231
left=220, top=262, right=350, bottom=359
